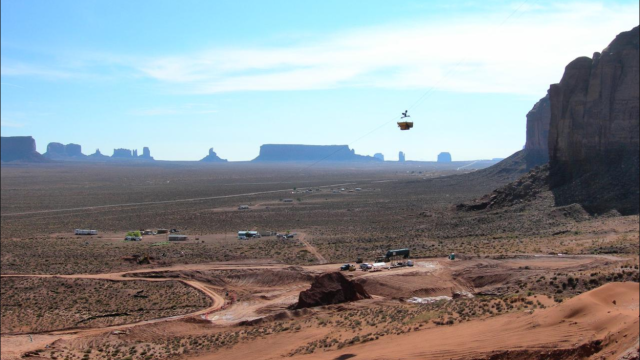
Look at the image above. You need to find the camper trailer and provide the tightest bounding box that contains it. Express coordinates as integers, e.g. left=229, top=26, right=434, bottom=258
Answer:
left=75, top=229, right=98, bottom=235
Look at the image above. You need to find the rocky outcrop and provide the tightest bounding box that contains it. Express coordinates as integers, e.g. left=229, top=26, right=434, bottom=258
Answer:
left=437, top=152, right=452, bottom=163
left=0, top=136, right=46, bottom=162
left=200, top=148, right=227, bottom=163
left=294, top=272, right=371, bottom=309
left=524, top=94, right=551, bottom=169
left=457, top=165, right=549, bottom=211
left=112, top=149, right=133, bottom=158
left=374, top=153, right=385, bottom=161
left=253, top=145, right=380, bottom=162
left=398, top=151, right=406, bottom=162
left=139, top=147, right=153, bottom=160
left=88, top=149, right=109, bottom=159
left=548, top=26, right=639, bottom=215
left=45, top=142, right=65, bottom=157
left=44, top=142, right=86, bottom=159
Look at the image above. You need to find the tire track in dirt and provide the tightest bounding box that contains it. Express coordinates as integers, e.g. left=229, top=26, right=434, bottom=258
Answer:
left=297, top=233, right=327, bottom=264
left=1, top=181, right=375, bottom=217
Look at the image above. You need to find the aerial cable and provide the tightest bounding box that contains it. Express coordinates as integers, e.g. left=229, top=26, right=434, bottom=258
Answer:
left=305, top=0, right=533, bottom=168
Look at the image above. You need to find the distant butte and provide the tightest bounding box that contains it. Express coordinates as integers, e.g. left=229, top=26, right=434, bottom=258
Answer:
left=200, top=148, right=228, bottom=163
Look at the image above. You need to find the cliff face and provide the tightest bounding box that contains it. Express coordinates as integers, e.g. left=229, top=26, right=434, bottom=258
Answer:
left=524, top=94, right=551, bottom=169
left=548, top=26, right=639, bottom=214
left=112, top=149, right=133, bottom=158
left=1, top=136, right=46, bottom=162
left=201, top=148, right=228, bottom=162
left=139, top=147, right=154, bottom=160
left=253, top=144, right=380, bottom=162
left=44, top=142, right=86, bottom=159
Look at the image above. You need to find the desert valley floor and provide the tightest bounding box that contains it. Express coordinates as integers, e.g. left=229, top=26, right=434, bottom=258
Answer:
left=1, top=162, right=638, bottom=360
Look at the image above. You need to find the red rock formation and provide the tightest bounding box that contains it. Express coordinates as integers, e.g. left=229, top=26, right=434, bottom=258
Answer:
left=253, top=144, right=380, bottom=162
left=0, top=136, right=46, bottom=162
left=200, top=148, right=227, bottom=162
left=548, top=26, right=639, bottom=214
left=524, top=94, right=551, bottom=169
left=294, top=272, right=371, bottom=309
left=44, top=142, right=85, bottom=158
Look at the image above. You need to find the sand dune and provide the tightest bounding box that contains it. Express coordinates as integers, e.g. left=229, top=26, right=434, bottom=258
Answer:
left=283, top=282, right=639, bottom=360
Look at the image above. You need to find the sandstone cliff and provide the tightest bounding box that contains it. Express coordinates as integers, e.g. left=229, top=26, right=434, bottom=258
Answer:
left=253, top=144, right=380, bottom=162
left=0, top=136, right=46, bottom=162
left=112, top=149, right=133, bottom=158
left=524, top=94, right=551, bottom=169
left=44, top=142, right=86, bottom=159
left=200, top=148, right=228, bottom=162
left=548, top=26, right=639, bottom=214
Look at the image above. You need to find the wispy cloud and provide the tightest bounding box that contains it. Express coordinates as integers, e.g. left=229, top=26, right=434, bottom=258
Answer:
left=2, top=2, right=638, bottom=96
left=0, top=119, right=25, bottom=128
left=1, top=61, right=78, bottom=79
left=133, top=2, right=639, bottom=95
left=131, top=104, right=218, bottom=117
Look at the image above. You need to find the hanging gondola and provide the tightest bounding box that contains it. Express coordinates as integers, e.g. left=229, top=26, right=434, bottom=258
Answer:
left=397, top=110, right=413, bottom=130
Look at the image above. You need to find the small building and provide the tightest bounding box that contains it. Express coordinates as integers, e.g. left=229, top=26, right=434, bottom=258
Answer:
left=75, top=229, right=98, bottom=235
left=168, top=234, right=188, bottom=241
left=238, top=205, right=250, bottom=210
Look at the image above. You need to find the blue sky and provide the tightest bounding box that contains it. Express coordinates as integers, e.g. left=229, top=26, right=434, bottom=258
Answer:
left=2, top=0, right=638, bottom=161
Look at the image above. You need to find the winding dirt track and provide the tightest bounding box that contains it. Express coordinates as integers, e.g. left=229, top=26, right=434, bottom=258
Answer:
left=0, top=269, right=227, bottom=337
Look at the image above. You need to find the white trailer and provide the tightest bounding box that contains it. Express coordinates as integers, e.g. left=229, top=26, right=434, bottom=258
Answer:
left=372, top=262, right=389, bottom=272
left=75, top=229, right=98, bottom=235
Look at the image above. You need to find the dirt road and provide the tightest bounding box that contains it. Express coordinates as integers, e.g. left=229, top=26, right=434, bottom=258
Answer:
left=297, top=233, right=328, bottom=264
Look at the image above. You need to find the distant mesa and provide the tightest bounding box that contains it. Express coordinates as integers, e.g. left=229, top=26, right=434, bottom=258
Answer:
left=398, top=151, right=406, bottom=162
left=201, top=148, right=228, bottom=163
left=111, top=148, right=154, bottom=161
left=252, top=144, right=381, bottom=162
left=44, top=142, right=86, bottom=159
left=112, top=148, right=134, bottom=158
left=374, top=153, right=385, bottom=161
left=0, top=136, right=47, bottom=163
left=437, top=152, right=452, bottom=163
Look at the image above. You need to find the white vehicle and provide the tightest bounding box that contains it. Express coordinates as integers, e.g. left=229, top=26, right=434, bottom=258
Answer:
left=75, top=229, right=98, bottom=235
left=372, top=262, right=389, bottom=271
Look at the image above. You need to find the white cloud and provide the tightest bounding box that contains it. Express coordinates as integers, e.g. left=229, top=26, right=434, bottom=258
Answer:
left=0, top=119, right=25, bottom=128
left=133, top=2, right=639, bottom=95
left=1, top=61, right=77, bottom=79
left=2, top=2, right=638, bottom=97
left=131, top=104, right=218, bottom=117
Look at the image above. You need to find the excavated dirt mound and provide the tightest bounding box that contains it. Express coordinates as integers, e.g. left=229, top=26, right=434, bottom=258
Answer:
left=294, top=272, right=371, bottom=309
